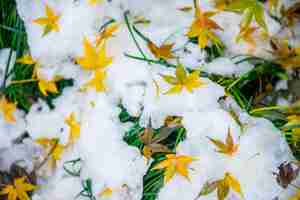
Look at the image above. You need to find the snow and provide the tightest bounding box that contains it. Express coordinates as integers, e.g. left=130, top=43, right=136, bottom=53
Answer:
left=0, top=0, right=298, bottom=200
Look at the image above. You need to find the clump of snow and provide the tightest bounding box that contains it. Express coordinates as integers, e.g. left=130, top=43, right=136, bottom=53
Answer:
left=158, top=107, right=294, bottom=200
left=202, top=57, right=254, bottom=76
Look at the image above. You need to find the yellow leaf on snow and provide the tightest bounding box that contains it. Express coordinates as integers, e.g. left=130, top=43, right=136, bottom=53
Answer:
left=186, top=2, right=223, bottom=49
left=147, top=41, right=175, bottom=60
left=152, top=154, right=197, bottom=183
left=36, top=138, right=65, bottom=168
left=208, top=128, right=239, bottom=156
left=83, top=70, right=107, bottom=92
left=0, top=177, right=36, bottom=200
left=161, top=64, right=206, bottom=95
left=33, top=4, right=60, bottom=36
left=65, top=112, right=81, bottom=144
left=76, top=37, right=113, bottom=71
left=99, top=187, right=113, bottom=198
left=0, top=97, right=17, bottom=123
left=198, top=172, right=243, bottom=200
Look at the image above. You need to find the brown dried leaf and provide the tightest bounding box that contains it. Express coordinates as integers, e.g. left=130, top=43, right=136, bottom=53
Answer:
left=275, top=162, right=300, bottom=189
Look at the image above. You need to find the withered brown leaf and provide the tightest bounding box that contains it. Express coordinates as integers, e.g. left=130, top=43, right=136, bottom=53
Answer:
left=274, top=161, right=300, bottom=189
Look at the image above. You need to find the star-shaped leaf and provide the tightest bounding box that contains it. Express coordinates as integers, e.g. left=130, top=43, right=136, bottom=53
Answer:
left=65, top=112, right=81, bottom=145
left=83, top=70, right=107, bottom=92
left=161, top=64, right=206, bottom=95
left=152, top=154, right=196, bottom=183
left=196, top=172, right=243, bottom=200
left=208, top=128, right=239, bottom=156
left=187, top=2, right=223, bottom=48
left=147, top=41, right=175, bottom=60
left=139, top=121, right=174, bottom=160
left=0, top=97, right=17, bottom=123
left=0, top=177, right=36, bottom=200
left=76, top=37, right=113, bottom=71
left=33, top=4, right=60, bottom=36
left=36, top=138, right=65, bottom=169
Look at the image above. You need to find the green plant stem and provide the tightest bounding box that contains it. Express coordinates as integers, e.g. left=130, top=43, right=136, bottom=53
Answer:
left=124, top=53, right=177, bottom=68
left=124, top=11, right=147, bottom=60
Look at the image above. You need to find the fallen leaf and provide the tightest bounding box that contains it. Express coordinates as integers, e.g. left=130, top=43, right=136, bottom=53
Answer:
left=0, top=177, right=36, bottom=200
left=289, top=189, right=300, bottom=200
left=36, top=138, right=65, bottom=169
left=274, top=162, right=300, bottom=189
left=99, top=187, right=113, bottom=198
left=139, top=121, right=174, bottom=160
left=197, top=172, right=243, bottom=200
left=83, top=70, right=107, bottom=92
left=187, top=2, right=223, bottom=48
left=65, top=112, right=81, bottom=145
left=208, top=128, right=239, bottom=156
left=147, top=42, right=175, bottom=60
left=76, top=37, right=113, bottom=71
left=0, top=97, right=16, bottom=123
left=161, top=63, right=206, bottom=94
left=33, top=4, right=60, bottom=36
left=152, top=154, right=196, bottom=183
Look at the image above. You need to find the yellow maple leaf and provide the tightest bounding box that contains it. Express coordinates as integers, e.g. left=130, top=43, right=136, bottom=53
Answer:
left=161, top=64, right=206, bottom=95
left=36, top=138, right=65, bottom=168
left=208, top=128, right=239, bottom=156
left=65, top=112, right=81, bottom=144
left=0, top=177, right=36, bottom=200
left=0, top=97, right=17, bottom=123
left=99, top=187, right=113, bottom=198
left=198, top=172, right=243, bottom=200
left=152, top=154, right=196, bottom=183
left=96, top=22, right=119, bottom=46
left=88, top=0, right=103, bottom=6
left=33, top=4, right=60, bottom=36
left=186, top=2, right=223, bottom=48
left=83, top=70, right=107, bottom=92
left=224, top=172, right=244, bottom=198
left=147, top=42, right=175, bottom=60
left=76, top=37, right=113, bottom=71
left=38, top=78, right=58, bottom=96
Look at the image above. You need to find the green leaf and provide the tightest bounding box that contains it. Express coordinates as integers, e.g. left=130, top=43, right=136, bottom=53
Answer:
left=197, top=181, right=218, bottom=197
